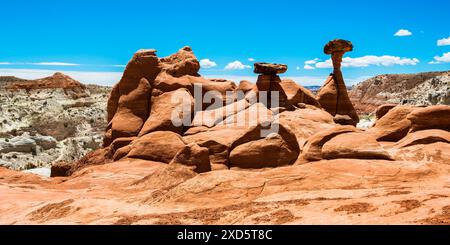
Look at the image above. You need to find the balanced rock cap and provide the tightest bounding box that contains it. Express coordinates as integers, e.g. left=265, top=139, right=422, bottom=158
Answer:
left=324, top=39, right=353, bottom=55
left=254, top=63, right=288, bottom=75
left=134, top=49, right=157, bottom=58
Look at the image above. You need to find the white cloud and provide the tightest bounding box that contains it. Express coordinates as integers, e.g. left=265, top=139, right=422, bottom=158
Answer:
left=314, top=55, right=419, bottom=68
left=296, top=66, right=301, bottom=70
left=199, top=59, right=217, bottom=69
left=394, top=29, right=412, bottom=37
left=304, top=58, right=320, bottom=65
left=0, top=68, right=122, bottom=86
left=248, top=58, right=255, bottom=62
left=28, top=62, right=80, bottom=66
left=224, top=60, right=251, bottom=70
left=304, top=65, right=315, bottom=70
left=437, top=36, right=450, bottom=46
left=0, top=62, right=12, bottom=65
left=429, top=52, right=450, bottom=64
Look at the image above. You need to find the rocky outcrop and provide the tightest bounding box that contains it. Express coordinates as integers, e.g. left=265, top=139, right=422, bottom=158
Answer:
left=139, top=88, right=194, bottom=136
left=2, top=43, right=450, bottom=225
left=317, top=39, right=359, bottom=126
left=5, top=72, right=86, bottom=92
left=407, top=105, right=450, bottom=132
left=0, top=74, right=109, bottom=171
left=350, top=71, right=450, bottom=115
left=375, top=104, right=398, bottom=120
left=126, top=131, right=186, bottom=163
left=321, top=132, right=392, bottom=160
left=368, top=105, right=416, bottom=141
left=170, top=143, right=211, bottom=173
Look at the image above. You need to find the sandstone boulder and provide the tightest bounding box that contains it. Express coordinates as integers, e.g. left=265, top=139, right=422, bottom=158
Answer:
left=237, top=80, right=255, bottom=94
left=278, top=109, right=336, bottom=147
left=219, top=102, right=273, bottom=127
left=394, top=129, right=450, bottom=148
left=299, top=125, right=359, bottom=162
left=407, top=105, right=450, bottom=132
left=192, top=99, right=249, bottom=128
left=151, top=72, right=193, bottom=94
left=183, top=125, right=250, bottom=170
left=160, top=46, right=200, bottom=77
left=170, top=143, right=211, bottom=173
left=375, top=104, right=398, bottom=120
left=139, top=88, right=194, bottom=136
left=126, top=131, right=186, bottom=163
left=110, top=78, right=152, bottom=140
left=229, top=133, right=298, bottom=169
left=106, top=49, right=161, bottom=124
left=279, top=79, right=321, bottom=107
left=369, top=105, right=416, bottom=141
left=333, top=114, right=355, bottom=126
left=113, top=145, right=132, bottom=161
left=51, top=147, right=114, bottom=177
left=322, top=132, right=392, bottom=160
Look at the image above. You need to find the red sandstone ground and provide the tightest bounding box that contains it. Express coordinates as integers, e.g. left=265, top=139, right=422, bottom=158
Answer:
left=0, top=154, right=449, bottom=224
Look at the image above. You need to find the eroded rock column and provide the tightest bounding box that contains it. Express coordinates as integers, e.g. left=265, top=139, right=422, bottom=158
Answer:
left=317, top=39, right=359, bottom=126
left=253, top=62, right=291, bottom=109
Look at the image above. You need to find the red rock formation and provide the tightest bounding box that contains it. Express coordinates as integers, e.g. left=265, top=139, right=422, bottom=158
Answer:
left=0, top=45, right=446, bottom=225
left=407, top=105, right=450, bottom=132
left=369, top=105, right=416, bottom=141
left=375, top=104, right=398, bottom=120
left=6, top=72, right=86, bottom=91
left=317, top=39, right=359, bottom=126
left=126, top=131, right=186, bottom=163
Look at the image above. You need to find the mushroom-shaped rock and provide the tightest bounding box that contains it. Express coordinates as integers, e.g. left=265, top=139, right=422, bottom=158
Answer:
left=254, top=63, right=288, bottom=75
left=317, top=39, right=359, bottom=125
left=324, top=39, right=353, bottom=55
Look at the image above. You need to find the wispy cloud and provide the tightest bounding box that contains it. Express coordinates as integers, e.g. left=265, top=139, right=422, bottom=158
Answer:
left=313, top=55, right=419, bottom=68
left=394, top=29, right=412, bottom=37
left=303, top=58, right=320, bottom=70
left=224, top=60, right=251, bottom=70
left=429, top=52, right=450, bottom=64
left=248, top=58, right=255, bottom=62
left=437, top=36, right=450, bottom=46
left=304, top=58, right=320, bottom=65
left=0, top=62, right=13, bottom=65
left=200, top=59, right=217, bottom=69
left=27, top=62, right=81, bottom=66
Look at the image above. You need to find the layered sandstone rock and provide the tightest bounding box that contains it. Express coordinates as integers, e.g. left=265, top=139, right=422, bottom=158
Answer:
left=317, top=39, right=359, bottom=126
left=368, top=105, right=416, bottom=141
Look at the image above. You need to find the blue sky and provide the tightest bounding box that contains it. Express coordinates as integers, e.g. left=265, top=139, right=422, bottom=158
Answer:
left=0, top=0, right=449, bottom=86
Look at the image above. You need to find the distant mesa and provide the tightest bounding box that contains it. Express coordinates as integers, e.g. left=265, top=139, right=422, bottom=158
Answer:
left=4, top=72, right=86, bottom=91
